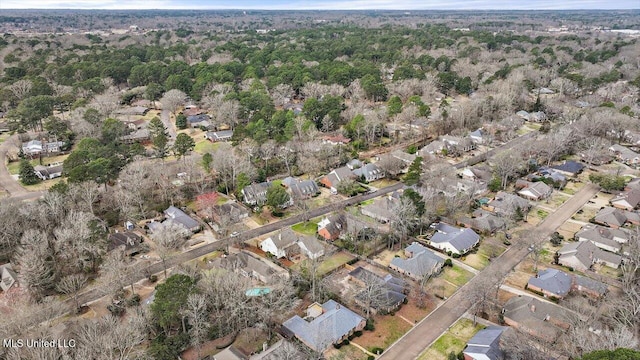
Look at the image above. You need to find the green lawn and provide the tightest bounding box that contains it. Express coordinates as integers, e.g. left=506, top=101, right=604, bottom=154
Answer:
left=418, top=318, right=484, bottom=360
left=295, top=251, right=355, bottom=276
left=291, top=221, right=318, bottom=236
left=194, top=139, right=220, bottom=154
left=536, top=209, right=549, bottom=219
left=360, top=199, right=374, bottom=206
left=7, top=154, right=69, bottom=175
left=441, top=266, right=474, bottom=287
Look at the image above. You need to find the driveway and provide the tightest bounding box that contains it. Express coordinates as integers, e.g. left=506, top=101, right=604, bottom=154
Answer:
left=0, top=134, right=31, bottom=198
left=161, top=109, right=178, bottom=143
left=378, top=183, right=600, bottom=360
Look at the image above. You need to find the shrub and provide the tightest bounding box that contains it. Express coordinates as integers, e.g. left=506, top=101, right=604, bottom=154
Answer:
left=365, top=318, right=375, bottom=331
left=149, top=275, right=158, bottom=283
left=347, top=258, right=358, bottom=265
left=444, top=258, right=453, bottom=267
left=354, top=331, right=363, bottom=337
left=370, top=347, right=384, bottom=355
left=333, top=343, right=342, bottom=349
left=127, top=294, right=141, bottom=307
left=107, top=303, right=125, bottom=317
left=368, top=356, right=375, bottom=360
left=342, top=340, right=350, bottom=346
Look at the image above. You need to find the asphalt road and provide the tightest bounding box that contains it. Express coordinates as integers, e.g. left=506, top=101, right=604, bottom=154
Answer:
left=454, top=131, right=537, bottom=169
left=75, top=182, right=405, bottom=306
left=378, top=183, right=600, bottom=360
left=160, top=109, right=178, bottom=143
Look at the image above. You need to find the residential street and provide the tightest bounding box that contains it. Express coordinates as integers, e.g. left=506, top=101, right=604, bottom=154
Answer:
left=74, top=182, right=404, bottom=307
left=160, top=109, right=178, bottom=143
left=378, top=183, right=600, bottom=360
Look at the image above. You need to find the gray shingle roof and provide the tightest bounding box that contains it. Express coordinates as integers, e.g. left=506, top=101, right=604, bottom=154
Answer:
left=464, top=326, right=506, bottom=360
left=391, top=242, right=444, bottom=277
left=282, top=300, right=364, bottom=352
left=573, top=275, right=608, bottom=296
left=431, top=223, right=480, bottom=253
left=527, top=269, right=572, bottom=297
left=165, top=206, right=200, bottom=231
left=594, top=207, right=627, bottom=227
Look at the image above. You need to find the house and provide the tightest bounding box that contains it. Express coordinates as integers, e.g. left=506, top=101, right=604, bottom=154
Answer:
left=215, top=251, right=289, bottom=284
left=164, top=206, right=201, bottom=233
left=458, top=209, right=506, bottom=234
left=550, top=160, right=585, bottom=177
left=0, top=263, right=18, bottom=292
left=469, top=128, right=485, bottom=144
left=536, top=167, right=567, bottom=185
left=502, top=295, right=568, bottom=342
left=593, top=207, right=628, bottom=228
left=557, top=241, right=622, bottom=271
left=205, top=130, right=233, bottom=142
left=242, top=182, right=272, bottom=206
left=516, top=181, right=552, bottom=201
left=321, top=134, right=351, bottom=145
left=572, top=275, right=608, bottom=298
left=282, top=177, right=319, bottom=200
left=320, top=166, right=356, bottom=194
left=34, top=164, right=63, bottom=180
left=430, top=223, right=480, bottom=255
left=442, top=135, right=476, bottom=152
left=462, top=326, right=507, bottom=360
left=21, top=140, right=65, bottom=156
left=419, top=140, right=446, bottom=156
left=346, top=159, right=363, bottom=170
left=455, top=179, right=488, bottom=197
left=625, top=177, right=640, bottom=192
left=213, top=202, right=250, bottom=224
left=390, top=242, right=444, bottom=280
left=120, top=128, right=151, bottom=144
left=317, top=214, right=348, bottom=241
left=460, top=167, right=492, bottom=182
left=260, top=228, right=324, bottom=259
left=213, top=346, right=247, bottom=360
left=610, top=189, right=640, bottom=211
left=390, top=149, right=417, bottom=165
left=361, top=195, right=396, bottom=223
left=187, top=114, right=211, bottom=128
left=352, top=163, right=384, bottom=182
left=108, top=231, right=144, bottom=256
left=485, top=191, right=531, bottom=217
left=260, top=228, right=299, bottom=258
left=183, top=106, right=203, bottom=117
left=349, top=267, right=407, bottom=314
left=528, top=111, right=547, bottom=122
left=527, top=268, right=572, bottom=298
left=575, top=224, right=627, bottom=253
left=282, top=300, right=365, bottom=352
left=116, top=106, right=149, bottom=116
left=609, top=144, right=640, bottom=165
left=297, top=235, right=325, bottom=259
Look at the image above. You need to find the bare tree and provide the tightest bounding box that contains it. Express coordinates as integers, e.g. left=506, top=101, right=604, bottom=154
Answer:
left=8, top=79, right=32, bottom=101
left=56, top=273, right=87, bottom=312
left=73, top=314, right=147, bottom=360
left=152, top=221, right=189, bottom=278
left=390, top=197, right=419, bottom=249
left=160, top=89, right=187, bottom=117
left=14, top=229, right=56, bottom=300
left=183, top=293, right=210, bottom=360
left=491, top=150, right=524, bottom=190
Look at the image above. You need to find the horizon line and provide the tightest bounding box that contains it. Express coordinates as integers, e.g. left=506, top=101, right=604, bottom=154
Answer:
left=1, top=7, right=639, bottom=11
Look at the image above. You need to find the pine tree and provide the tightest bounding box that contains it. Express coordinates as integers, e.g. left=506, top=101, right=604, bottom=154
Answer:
left=19, top=159, right=41, bottom=185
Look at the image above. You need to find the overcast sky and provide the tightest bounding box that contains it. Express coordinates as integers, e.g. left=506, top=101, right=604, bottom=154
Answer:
left=1, top=0, right=638, bottom=10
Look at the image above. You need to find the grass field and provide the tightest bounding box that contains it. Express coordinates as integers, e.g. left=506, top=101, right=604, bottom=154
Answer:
left=441, top=265, right=474, bottom=287
left=295, top=251, right=355, bottom=276
left=291, top=221, right=318, bottom=236
left=194, top=139, right=220, bottom=154
left=418, top=318, right=484, bottom=360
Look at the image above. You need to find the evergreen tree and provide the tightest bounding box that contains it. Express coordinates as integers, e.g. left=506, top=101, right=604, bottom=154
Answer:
left=403, top=157, right=423, bottom=186
left=19, top=159, right=41, bottom=185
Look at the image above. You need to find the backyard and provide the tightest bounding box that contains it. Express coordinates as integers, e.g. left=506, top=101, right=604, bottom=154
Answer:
left=294, top=251, right=355, bottom=276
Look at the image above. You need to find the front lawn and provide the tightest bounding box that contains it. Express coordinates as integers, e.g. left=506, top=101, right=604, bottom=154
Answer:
left=440, top=266, right=474, bottom=287
left=418, top=318, right=484, bottom=360
left=7, top=154, right=69, bottom=175
left=291, top=221, right=319, bottom=236
left=353, top=314, right=412, bottom=352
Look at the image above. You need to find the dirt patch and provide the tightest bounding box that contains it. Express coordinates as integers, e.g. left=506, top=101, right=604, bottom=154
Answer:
left=396, top=296, right=434, bottom=323
left=373, top=249, right=402, bottom=267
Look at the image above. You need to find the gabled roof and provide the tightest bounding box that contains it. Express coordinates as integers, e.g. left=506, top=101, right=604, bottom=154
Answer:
left=459, top=209, right=506, bottom=233
left=464, top=326, right=507, bottom=360
left=550, top=160, right=585, bottom=175
left=361, top=196, right=396, bottom=222
left=213, top=345, right=247, bottom=360
left=350, top=267, right=407, bottom=308
left=611, top=189, right=640, bottom=209
left=431, top=223, right=480, bottom=253
left=108, top=232, right=143, bottom=251
left=527, top=269, right=572, bottom=297
left=594, top=207, right=627, bottom=227
left=503, top=295, right=565, bottom=338
left=289, top=179, right=319, bottom=199
left=490, top=191, right=531, bottom=214
left=187, top=114, right=210, bottom=123
left=391, top=242, right=444, bottom=277
left=215, top=252, right=278, bottom=283
left=268, top=228, right=299, bottom=249
left=242, top=181, right=271, bottom=203
left=164, top=206, right=199, bottom=230
left=352, top=163, right=382, bottom=179
left=297, top=235, right=324, bottom=256
left=573, top=275, right=608, bottom=296
left=575, top=225, right=626, bottom=252
left=517, top=181, right=552, bottom=199
left=318, top=214, right=348, bottom=238
left=282, top=300, right=364, bottom=352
